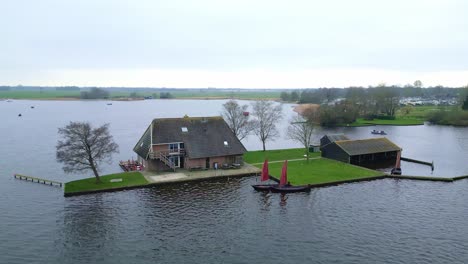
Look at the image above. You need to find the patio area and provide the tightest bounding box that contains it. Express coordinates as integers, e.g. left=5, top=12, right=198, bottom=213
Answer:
left=142, top=163, right=261, bottom=184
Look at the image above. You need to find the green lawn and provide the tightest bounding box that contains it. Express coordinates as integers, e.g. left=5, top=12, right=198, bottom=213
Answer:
left=244, top=148, right=320, bottom=164
left=0, top=90, right=81, bottom=99
left=0, top=90, right=281, bottom=100
left=345, top=106, right=464, bottom=127
left=256, top=158, right=384, bottom=185
left=350, top=117, right=424, bottom=126
left=64, top=172, right=149, bottom=194
left=246, top=148, right=384, bottom=185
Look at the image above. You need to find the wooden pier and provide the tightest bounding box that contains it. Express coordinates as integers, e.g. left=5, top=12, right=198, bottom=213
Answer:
left=401, top=157, right=434, bottom=170
left=14, top=174, right=63, bottom=187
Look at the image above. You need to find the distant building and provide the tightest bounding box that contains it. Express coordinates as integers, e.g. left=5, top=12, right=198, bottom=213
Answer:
left=320, top=134, right=401, bottom=165
left=134, top=116, right=247, bottom=171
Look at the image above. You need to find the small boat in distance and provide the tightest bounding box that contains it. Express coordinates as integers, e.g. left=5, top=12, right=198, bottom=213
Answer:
left=107, top=103, right=113, bottom=105
left=371, top=129, right=387, bottom=135
left=252, top=159, right=278, bottom=191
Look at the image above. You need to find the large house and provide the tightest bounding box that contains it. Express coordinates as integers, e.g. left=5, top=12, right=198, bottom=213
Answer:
left=320, top=134, right=401, bottom=166
left=133, top=116, right=247, bottom=171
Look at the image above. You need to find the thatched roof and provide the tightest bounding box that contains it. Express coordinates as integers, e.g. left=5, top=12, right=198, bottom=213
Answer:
left=134, top=116, right=247, bottom=159
left=324, top=134, right=350, bottom=143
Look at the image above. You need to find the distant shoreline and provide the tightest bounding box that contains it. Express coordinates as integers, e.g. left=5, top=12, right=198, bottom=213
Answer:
left=3, top=97, right=281, bottom=101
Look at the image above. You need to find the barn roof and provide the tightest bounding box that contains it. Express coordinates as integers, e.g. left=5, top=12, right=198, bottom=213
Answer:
left=335, top=138, right=401, bottom=156
left=134, top=116, right=247, bottom=159
left=324, top=134, right=350, bottom=142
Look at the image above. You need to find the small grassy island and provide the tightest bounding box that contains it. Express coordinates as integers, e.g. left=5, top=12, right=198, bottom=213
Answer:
left=64, top=148, right=386, bottom=196
left=244, top=148, right=385, bottom=185
left=64, top=171, right=149, bottom=195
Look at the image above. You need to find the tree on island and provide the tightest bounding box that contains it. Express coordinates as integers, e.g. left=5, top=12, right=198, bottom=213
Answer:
left=221, top=100, right=252, bottom=141
left=56, top=122, right=119, bottom=183
left=287, top=115, right=316, bottom=161
left=462, top=95, right=468, bottom=110
left=251, top=100, right=283, bottom=151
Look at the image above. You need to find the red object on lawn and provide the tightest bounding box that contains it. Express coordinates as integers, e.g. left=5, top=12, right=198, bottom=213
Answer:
left=261, top=159, right=269, bottom=181
left=280, top=160, right=288, bottom=186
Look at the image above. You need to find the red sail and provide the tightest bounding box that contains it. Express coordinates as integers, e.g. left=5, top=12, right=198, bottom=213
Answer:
left=280, top=160, right=288, bottom=186
left=396, top=151, right=401, bottom=169
left=261, top=159, right=269, bottom=181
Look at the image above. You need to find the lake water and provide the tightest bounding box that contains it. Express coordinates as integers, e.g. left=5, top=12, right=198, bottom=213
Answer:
left=1, top=99, right=468, bottom=264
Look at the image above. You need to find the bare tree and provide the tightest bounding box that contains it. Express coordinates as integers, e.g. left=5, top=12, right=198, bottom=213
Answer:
left=221, top=100, right=251, bottom=140
left=287, top=115, right=316, bottom=161
left=251, top=101, right=283, bottom=151
left=414, top=80, right=423, bottom=88
left=56, top=122, right=119, bottom=182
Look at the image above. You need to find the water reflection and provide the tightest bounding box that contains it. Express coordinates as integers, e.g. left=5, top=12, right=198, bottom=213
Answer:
left=279, top=193, right=288, bottom=207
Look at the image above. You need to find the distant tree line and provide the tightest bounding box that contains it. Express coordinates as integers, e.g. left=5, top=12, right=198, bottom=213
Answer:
left=159, top=92, right=173, bottom=99
left=80, top=88, right=110, bottom=99
left=296, top=84, right=468, bottom=127
left=56, top=86, right=80, bottom=91
left=278, top=84, right=466, bottom=105
left=280, top=91, right=300, bottom=102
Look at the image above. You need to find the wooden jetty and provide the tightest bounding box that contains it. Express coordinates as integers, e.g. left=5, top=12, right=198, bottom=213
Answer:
left=14, top=174, right=63, bottom=187
left=401, top=157, right=434, bottom=170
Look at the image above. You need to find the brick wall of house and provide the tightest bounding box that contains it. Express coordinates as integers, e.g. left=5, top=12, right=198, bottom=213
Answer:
left=185, top=155, right=243, bottom=169
left=152, top=144, right=169, bottom=153
left=185, top=158, right=206, bottom=169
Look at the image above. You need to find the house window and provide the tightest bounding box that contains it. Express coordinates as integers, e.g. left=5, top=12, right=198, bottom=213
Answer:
left=169, top=143, right=179, bottom=152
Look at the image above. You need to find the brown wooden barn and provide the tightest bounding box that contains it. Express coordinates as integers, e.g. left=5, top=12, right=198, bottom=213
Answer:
left=320, top=134, right=401, bottom=166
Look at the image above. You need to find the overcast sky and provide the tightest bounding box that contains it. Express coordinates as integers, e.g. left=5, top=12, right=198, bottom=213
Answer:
left=2, top=0, right=468, bottom=88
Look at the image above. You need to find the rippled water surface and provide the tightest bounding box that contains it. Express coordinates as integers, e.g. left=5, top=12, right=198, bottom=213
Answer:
left=1, top=100, right=468, bottom=264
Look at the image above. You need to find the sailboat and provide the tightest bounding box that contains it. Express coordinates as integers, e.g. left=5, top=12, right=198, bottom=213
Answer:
left=391, top=151, right=402, bottom=175
left=270, top=160, right=312, bottom=193
left=252, top=159, right=278, bottom=191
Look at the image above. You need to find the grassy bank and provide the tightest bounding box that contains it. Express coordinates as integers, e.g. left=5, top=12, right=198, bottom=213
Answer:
left=266, top=159, right=384, bottom=185
left=64, top=172, right=149, bottom=194
left=427, top=109, right=468, bottom=126
left=0, top=90, right=281, bottom=100
left=244, top=148, right=321, bottom=164
left=246, top=148, right=383, bottom=185
left=344, top=106, right=466, bottom=127
left=349, top=117, right=424, bottom=126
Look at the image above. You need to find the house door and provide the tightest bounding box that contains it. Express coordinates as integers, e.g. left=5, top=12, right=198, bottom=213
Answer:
left=205, top=158, right=210, bottom=169
left=170, top=156, right=180, bottom=168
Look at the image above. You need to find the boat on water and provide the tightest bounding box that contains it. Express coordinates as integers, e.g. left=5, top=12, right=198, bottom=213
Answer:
left=270, top=185, right=311, bottom=193
left=252, top=159, right=277, bottom=191
left=270, top=160, right=311, bottom=193
left=107, top=103, right=113, bottom=105
left=252, top=184, right=278, bottom=191
left=252, top=160, right=312, bottom=193
left=391, top=151, right=402, bottom=175
left=371, top=129, right=387, bottom=135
